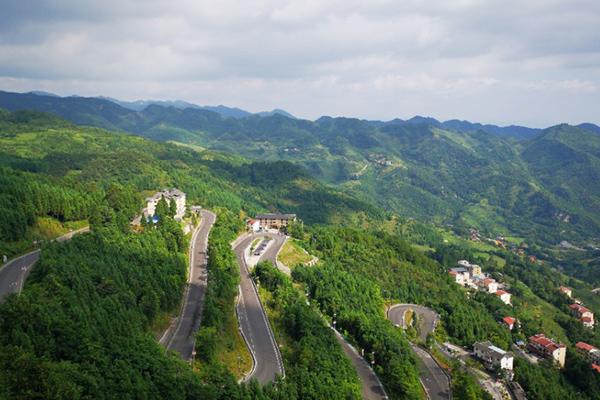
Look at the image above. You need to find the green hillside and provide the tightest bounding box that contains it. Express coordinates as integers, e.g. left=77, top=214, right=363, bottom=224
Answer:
left=2, top=91, right=599, bottom=247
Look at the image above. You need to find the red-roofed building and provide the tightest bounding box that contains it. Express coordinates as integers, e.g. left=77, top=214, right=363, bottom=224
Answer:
left=502, top=316, right=516, bottom=330
left=570, top=304, right=594, bottom=328
left=495, top=290, right=512, bottom=305
left=592, top=364, right=600, bottom=373
left=559, top=286, right=572, bottom=298
left=477, top=277, right=498, bottom=293
left=528, top=334, right=566, bottom=368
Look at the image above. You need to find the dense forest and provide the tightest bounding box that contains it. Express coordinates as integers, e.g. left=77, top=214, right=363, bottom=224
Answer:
left=0, top=187, right=214, bottom=399
left=2, top=107, right=600, bottom=399
left=3, top=91, right=600, bottom=247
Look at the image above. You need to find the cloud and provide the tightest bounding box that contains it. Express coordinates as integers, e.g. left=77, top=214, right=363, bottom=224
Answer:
left=0, top=0, right=599, bottom=126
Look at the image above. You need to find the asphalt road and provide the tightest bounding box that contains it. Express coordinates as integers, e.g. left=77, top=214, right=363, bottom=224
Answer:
left=164, top=210, right=215, bottom=360
left=332, top=328, right=388, bottom=400
left=411, top=344, right=452, bottom=400
left=234, top=232, right=285, bottom=384
left=387, top=304, right=450, bottom=400
left=0, top=227, right=89, bottom=302
left=387, top=304, right=439, bottom=343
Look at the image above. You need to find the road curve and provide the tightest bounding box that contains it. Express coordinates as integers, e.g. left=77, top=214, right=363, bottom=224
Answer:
left=234, top=232, right=285, bottom=384
left=164, top=210, right=215, bottom=360
left=0, top=227, right=89, bottom=302
left=387, top=304, right=439, bottom=343
left=387, top=304, right=450, bottom=400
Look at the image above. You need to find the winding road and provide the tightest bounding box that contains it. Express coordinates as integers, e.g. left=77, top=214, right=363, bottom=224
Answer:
left=233, top=232, right=285, bottom=384
left=162, top=210, right=215, bottom=360
left=0, top=227, right=89, bottom=302
left=332, top=328, right=389, bottom=400
left=387, top=304, right=451, bottom=400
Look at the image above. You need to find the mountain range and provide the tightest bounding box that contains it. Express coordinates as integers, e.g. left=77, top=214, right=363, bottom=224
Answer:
left=2, top=89, right=600, bottom=245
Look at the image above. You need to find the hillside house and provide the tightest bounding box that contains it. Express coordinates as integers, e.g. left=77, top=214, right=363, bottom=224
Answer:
left=255, top=213, right=297, bottom=230
left=576, top=342, right=600, bottom=365
left=495, top=290, right=512, bottom=305
left=146, top=188, right=186, bottom=221
left=559, top=286, right=573, bottom=298
left=474, top=341, right=514, bottom=373
left=457, top=260, right=483, bottom=278
left=247, top=219, right=260, bottom=232
left=478, top=277, right=499, bottom=294
left=503, top=316, right=517, bottom=330
left=449, top=267, right=470, bottom=286
left=570, top=304, right=595, bottom=328
left=528, top=334, right=567, bottom=368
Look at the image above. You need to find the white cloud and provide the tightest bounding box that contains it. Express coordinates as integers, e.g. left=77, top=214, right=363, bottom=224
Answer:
left=0, top=0, right=599, bottom=126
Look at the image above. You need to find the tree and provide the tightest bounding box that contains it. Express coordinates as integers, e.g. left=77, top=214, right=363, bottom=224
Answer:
left=155, top=196, right=169, bottom=220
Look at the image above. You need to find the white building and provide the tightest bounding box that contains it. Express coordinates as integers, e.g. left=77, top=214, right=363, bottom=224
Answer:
left=449, top=267, right=470, bottom=286
left=474, top=341, right=514, bottom=372
left=247, top=219, right=260, bottom=232
left=495, top=290, right=512, bottom=305
left=478, top=278, right=499, bottom=294
left=146, top=188, right=186, bottom=221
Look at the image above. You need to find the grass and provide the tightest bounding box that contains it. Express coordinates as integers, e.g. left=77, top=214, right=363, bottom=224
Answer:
left=278, top=239, right=313, bottom=267
left=216, top=311, right=253, bottom=380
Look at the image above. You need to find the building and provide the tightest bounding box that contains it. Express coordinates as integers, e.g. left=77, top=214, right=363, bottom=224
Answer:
left=247, top=219, right=260, bottom=232
left=559, top=286, right=573, bottom=298
left=495, top=290, right=512, bottom=305
left=503, top=316, right=516, bottom=330
left=576, top=342, right=600, bottom=364
left=570, top=304, right=595, bottom=328
left=457, top=260, right=483, bottom=277
left=528, top=334, right=567, bottom=368
left=474, top=341, right=514, bottom=372
left=146, top=188, right=186, bottom=220
left=449, top=267, right=470, bottom=286
left=478, top=277, right=499, bottom=294
left=255, top=213, right=297, bottom=230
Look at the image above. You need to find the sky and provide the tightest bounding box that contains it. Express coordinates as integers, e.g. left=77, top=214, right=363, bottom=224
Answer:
left=0, top=0, right=599, bottom=127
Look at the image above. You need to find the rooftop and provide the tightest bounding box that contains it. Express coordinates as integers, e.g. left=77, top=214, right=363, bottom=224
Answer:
left=576, top=342, right=597, bottom=352
left=570, top=303, right=591, bottom=313
left=256, top=213, right=297, bottom=219
left=503, top=316, right=516, bottom=325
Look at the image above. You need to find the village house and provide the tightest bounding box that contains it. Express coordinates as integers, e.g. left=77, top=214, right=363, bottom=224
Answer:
left=576, top=342, right=600, bottom=365
left=478, top=277, right=499, bottom=294
left=145, top=188, right=186, bottom=221
left=502, top=316, right=517, bottom=330
left=495, top=290, right=512, bottom=305
left=570, top=304, right=595, bottom=328
left=473, top=341, right=514, bottom=374
left=247, top=219, right=260, bottom=232
left=559, top=286, right=573, bottom=298
left=457, top=260, right=483, bottom=277
left=449, top=267, right=470, bottom=286
left=255, top=213, right=297, bottom=230
left=528, top=334, right=567, bottom=368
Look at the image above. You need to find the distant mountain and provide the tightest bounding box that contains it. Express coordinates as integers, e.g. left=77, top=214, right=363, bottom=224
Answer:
left=27, top=90, right=59, bottom=97
left=98, top=97, right=253, bottom=118
left=381, top=116, right=541, bottom=140
left=2, top=88, right=600, bottom=244
left=256, top=108, right=296, bottom=119
left=577, top=123, right=600, bottom=134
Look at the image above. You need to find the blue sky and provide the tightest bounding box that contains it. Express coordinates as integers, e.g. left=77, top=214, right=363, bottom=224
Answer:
left=0, top=0, right=599, bottom=126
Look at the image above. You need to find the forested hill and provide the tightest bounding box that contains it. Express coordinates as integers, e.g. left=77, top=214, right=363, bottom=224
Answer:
left=1, top=90, right=600, bottom=245
left=0, top=109, right=380, bottom=257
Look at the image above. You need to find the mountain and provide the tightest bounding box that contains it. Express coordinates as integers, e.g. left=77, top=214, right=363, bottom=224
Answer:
left=101, top=96, right=254, bottom=118
left=2, top=89, right=600, bottom=245
left=577, top=122, right=600, bottom=134
left=256, top=108, right=296, bottom=119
